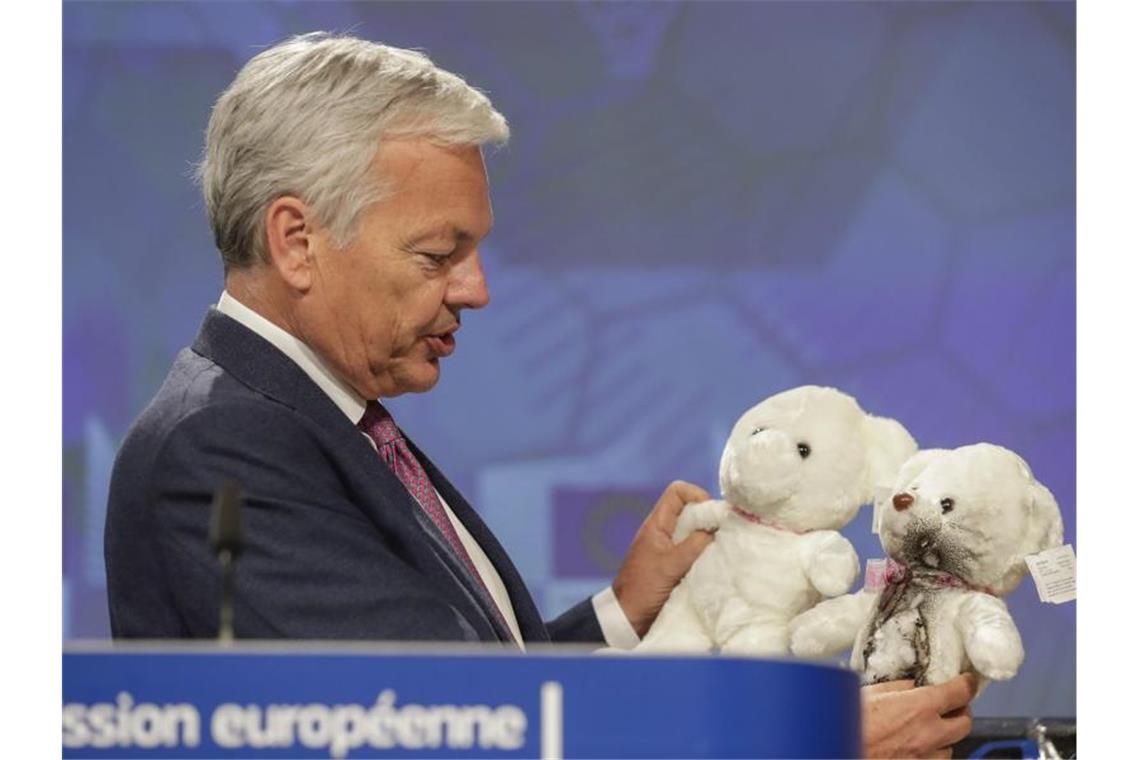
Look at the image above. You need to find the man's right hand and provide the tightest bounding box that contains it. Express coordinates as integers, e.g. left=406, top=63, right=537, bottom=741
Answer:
left=611, top=480, right=714, bottom=637
left=862, top=673, right=978, bottom=759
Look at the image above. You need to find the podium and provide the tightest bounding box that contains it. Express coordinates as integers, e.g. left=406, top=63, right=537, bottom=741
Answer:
left=63, top=643, right=862, bottom=758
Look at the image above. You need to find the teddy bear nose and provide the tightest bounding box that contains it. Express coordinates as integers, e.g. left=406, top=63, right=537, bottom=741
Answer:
left=892, top=493, right=914, bottom=511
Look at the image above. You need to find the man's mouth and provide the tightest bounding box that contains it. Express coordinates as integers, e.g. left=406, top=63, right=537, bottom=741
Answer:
left=424, top=331, right=456, bottom=357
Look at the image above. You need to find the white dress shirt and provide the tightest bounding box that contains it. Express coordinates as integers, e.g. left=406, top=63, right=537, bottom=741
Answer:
left=216, top=292, right=640, bottom=650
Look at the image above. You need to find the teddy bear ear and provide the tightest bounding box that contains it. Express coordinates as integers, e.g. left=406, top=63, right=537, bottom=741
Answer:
left=1023, top=479, right=1064, bottom=557
left=993, top=474, right=1065, bottom=596
left=1002, top=448, right=1064, bottom=555
left=861, top=415, right=919, bottom=497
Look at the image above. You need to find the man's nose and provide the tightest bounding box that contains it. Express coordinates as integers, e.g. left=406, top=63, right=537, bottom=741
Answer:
left=448, top=249, right=490, bottom=310
left=893, top=493, right=914, bottom=511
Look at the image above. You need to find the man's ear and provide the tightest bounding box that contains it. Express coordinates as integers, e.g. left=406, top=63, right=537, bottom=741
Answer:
left=265, top=195, right=318, bottom=292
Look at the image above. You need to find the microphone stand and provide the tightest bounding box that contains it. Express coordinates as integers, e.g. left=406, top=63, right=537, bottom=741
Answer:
left=209, top=480, right=244, bottom=644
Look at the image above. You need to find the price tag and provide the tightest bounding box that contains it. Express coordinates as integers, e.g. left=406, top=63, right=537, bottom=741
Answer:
left=1024, top=544, right=1076, bottom=604
left=871, top=487, right=892, bottom=535
left=864, top=558, right=888, bottom=591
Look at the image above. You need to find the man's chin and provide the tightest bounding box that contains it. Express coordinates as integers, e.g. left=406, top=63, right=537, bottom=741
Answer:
left=382, top=362, right=441, bottom=397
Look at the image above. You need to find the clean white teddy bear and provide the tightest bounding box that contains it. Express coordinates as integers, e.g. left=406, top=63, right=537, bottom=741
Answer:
left=788, top=443, right=1064, bottom=686
left=636, top=385, right=917, bottom=654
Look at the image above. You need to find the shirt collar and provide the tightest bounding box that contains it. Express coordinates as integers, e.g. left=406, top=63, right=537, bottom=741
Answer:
left=216, top=291, right=368, bottom=424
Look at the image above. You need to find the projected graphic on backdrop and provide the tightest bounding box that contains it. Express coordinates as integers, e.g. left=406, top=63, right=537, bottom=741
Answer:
left=63, top=1, right=1076, bottom=718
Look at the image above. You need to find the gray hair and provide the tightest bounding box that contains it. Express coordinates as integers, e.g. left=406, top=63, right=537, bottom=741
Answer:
left=196, top=32, right=509, bottom=269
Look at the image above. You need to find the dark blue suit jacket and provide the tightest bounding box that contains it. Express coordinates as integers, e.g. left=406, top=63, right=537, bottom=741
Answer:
left=105, top=309, right=602, bottom=643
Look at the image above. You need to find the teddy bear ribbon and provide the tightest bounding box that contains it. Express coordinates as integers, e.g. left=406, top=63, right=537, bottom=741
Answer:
left=882, top=558, right=996, bottom=596
left=730, top=505, right=806, bottom=534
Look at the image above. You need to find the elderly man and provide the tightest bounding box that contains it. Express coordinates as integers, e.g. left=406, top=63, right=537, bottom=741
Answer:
left=105, top=33, right=974, bottom=757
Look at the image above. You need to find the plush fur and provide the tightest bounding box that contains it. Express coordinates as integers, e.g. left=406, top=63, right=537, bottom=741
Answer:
left=635, top=385, right=916, bottom=654
left=788, top=443, right=1064, bottom=685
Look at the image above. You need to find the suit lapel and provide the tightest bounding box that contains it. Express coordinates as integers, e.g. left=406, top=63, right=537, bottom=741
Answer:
left=407, top=438, right=551, bottom=643
left=404, top=501, right=518, bottom=643
left=190, top=309, right=509, bottom=642
left=342, top=429, right=514, bottom=643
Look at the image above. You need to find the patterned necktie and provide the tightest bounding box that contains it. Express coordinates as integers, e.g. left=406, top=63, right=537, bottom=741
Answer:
left=358, top=401, right=515, bottom=642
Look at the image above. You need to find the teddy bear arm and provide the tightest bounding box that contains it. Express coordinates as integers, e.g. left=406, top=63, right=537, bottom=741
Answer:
left=636, top=583, right=715, bottom=653
left=957, top=594, right=1024, bottom=681
left=672, top=499, right=730, bottom=544
left=789, top=591, right=875, bottom=658
left=801, top=531, right=860, bottom=598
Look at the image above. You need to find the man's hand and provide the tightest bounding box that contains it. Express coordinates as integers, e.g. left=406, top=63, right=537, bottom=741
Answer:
left=612, top=480, right=715, bottom=637
left=862, top=674, right=979, bottom=759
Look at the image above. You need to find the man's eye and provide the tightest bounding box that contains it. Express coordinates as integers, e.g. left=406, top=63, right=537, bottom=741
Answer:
left=418, top=251, right=452, bottom=266
left=941, top=498, right=955, bottom=514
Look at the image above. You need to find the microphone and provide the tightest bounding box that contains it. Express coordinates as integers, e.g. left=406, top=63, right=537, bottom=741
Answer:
left=209, top=480, right=244, bottom=643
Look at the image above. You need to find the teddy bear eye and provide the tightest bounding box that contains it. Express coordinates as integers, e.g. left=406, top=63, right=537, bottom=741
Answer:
left=940, top=498, right=954, bottom=514
left=750, top=427, right=766, bottom=436
left=797, top=442, right=811, bottom=459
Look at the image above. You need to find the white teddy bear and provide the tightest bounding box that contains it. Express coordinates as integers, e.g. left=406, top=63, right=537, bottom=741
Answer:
left=636, top=385, right=917, bottom=654
left=788, top=443, right=1064, bottom=686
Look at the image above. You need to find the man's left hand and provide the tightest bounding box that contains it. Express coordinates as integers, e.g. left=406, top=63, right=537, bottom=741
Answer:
left=612, top=480, right=715, bottom=637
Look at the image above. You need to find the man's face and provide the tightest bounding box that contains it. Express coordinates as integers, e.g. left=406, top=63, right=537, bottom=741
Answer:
left=299, top=139, right=493, bottom=399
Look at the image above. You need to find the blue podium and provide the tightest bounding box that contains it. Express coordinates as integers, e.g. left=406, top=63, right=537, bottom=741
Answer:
left=63, top=643, right=862, bottom=758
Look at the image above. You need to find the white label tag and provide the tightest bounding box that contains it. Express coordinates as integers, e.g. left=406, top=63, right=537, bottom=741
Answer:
left=871, top=487, right=892, bottom=535
left=1024, top=544, right=1076, bottom=604
left=864, top=558, right=888, bottom=591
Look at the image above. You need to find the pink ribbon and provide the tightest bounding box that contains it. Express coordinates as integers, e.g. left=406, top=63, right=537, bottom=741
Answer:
left=881, top=558, right=996, bottom=596
left=730, top=505, right=806, bottom=534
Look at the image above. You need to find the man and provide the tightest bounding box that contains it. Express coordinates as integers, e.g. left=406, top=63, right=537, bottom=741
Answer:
left=105, top=33, right=974, bottom=756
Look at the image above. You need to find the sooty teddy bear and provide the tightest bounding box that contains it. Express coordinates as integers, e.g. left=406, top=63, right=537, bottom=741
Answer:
left=788, top=443, right=1063, bottom=685
left=635, top=385, right=916, bottom=654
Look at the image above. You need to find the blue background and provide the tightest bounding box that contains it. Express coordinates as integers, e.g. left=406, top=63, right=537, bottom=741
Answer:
left=63, top=1, right=1075, bottom=718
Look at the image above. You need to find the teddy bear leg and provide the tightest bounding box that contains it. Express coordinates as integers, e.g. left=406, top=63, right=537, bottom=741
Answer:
left=635, top=586, right=714, bottom=653
left=719, top=623, right=789, bottom=656
left=790, top=591, right=876, bottom=659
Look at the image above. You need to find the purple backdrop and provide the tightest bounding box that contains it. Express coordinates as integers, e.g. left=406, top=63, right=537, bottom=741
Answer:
left=63, top=1, right=1075, bottom=717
